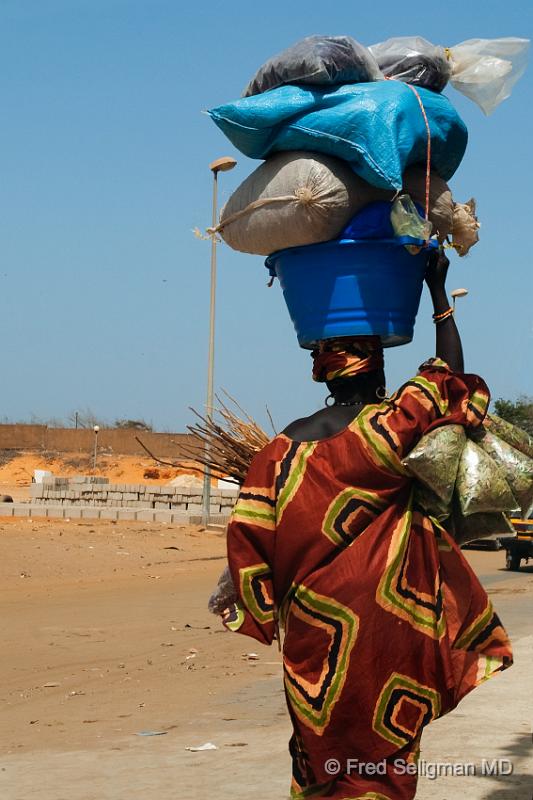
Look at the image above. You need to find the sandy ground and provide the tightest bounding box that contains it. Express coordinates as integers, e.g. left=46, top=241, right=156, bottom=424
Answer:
left=0, top=452, right=200, bottom=501
left=0, top=518, right=531, bottom=800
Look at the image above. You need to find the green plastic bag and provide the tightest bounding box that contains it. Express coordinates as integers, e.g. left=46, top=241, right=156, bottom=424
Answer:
left=486, top=414, right=533, bottom=460
left=452, top=510, right=515, bottom=546
left=391, top=194, right=433, bottom=242
left=456, top=440, right=519, bottom=517
left=472, top=428, right=533, bottom=516
left=403, top=424, right=466, bottom=504
left=413, top=483, right=450, bottom=521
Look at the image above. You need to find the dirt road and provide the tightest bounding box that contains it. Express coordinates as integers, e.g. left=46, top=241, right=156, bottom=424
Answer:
left=0, top=518, right=531, bottom=799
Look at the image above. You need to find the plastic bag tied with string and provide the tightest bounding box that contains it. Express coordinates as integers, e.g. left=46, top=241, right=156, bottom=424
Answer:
left=370, top=36, right=451, bottom=92
left=403, top=418, right=531, bottom=543
left=370, top=36, right=529, bottom=114
left=455, top=439, right=519, bottom=517
left=471, top=428, right=533, bottom=516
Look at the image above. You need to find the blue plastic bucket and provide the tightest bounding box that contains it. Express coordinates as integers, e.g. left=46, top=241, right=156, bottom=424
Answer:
left=265, top=237, right=437, bottom=349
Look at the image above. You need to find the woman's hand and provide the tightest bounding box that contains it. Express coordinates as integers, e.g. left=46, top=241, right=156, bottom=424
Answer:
left=425, top=249, right=450, bottom=293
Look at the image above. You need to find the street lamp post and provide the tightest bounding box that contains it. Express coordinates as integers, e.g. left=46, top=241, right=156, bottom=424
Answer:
left=451, top=287, right=469, bottom=315
left=93, top=425, right=100, bottom=472
left=202, top=156, right=237, bottom=526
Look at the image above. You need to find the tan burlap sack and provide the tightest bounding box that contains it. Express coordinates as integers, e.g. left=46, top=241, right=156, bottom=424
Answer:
left=215, top=153, right=459, bottom=256
left=216, top=151, right=389, bottom=255
left=451, top=198, right=480, bottom=256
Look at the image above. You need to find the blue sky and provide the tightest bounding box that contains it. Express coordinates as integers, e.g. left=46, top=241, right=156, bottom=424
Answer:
left=1, top=0, right=532, bottom=432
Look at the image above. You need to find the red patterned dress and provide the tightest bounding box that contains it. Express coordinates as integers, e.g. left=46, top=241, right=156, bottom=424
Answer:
left=224, top=359, right=512, bottom=800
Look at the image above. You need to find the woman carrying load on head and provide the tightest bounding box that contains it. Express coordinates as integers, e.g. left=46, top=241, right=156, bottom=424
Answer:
left=220, top=250, right=512, bottom=800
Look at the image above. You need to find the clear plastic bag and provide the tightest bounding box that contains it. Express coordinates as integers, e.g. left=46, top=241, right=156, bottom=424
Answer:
left=403, top=424, right=466, bottom=504
left=369, top=36, right=451, bottom=92
left=472, top=429, right=533, bottom=516
left=369, top=35, right=529, bottom=114
left=486, top=414, right=533, bottom=460
left=332, top=167, right=455, bottom=242
left=242, top=35, right=382, bottom=97
left=455, top=440, right=519, bottom=517
left=390, top=194, right=433, bottom=252
left=207, top=565, right=237, bottom=616
left=448, top=38, right=530, bottom=115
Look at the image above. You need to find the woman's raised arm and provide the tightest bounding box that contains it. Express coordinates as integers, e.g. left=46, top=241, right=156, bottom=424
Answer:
left=425, top=250, right=464, bottom=373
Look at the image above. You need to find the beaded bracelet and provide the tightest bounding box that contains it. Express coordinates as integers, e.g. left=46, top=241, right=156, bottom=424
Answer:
left=432, top=307, right=454, bottom=324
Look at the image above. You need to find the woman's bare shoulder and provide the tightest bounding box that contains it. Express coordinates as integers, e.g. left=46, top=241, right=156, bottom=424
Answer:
left=282, top=407, right=362, bottom=443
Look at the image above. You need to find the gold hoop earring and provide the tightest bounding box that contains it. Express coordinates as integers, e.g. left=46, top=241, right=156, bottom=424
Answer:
left=375, top=386, right=388, bottom=401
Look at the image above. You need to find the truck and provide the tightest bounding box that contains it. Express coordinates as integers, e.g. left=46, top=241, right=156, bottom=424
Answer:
left=502, top=518, right=533, bottom=571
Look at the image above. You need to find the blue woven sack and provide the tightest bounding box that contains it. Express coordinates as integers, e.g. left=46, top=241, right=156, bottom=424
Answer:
left=208, top=81, right=467, bottom=190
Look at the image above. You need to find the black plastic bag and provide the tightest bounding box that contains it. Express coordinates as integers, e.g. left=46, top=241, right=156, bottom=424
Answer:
left=242, top=35, right=382, bottom=98
left=369, top=36, right=451, bottom=93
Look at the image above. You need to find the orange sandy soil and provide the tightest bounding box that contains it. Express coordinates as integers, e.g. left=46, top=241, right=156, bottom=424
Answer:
left=0, top=517, right=283, bottom=757
left=0, top=452, right=201, bottom=501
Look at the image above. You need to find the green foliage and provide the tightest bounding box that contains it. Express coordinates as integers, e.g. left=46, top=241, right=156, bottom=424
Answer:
left=114, top=418, right=152, bottom=432
left=493, top=396, right=533, bottom=436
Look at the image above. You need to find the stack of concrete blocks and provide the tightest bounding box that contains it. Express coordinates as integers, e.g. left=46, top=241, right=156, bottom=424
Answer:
left=29, top=476, right=238, bottom=517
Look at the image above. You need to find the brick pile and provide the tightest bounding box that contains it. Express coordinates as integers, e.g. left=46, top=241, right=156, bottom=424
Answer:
left=29, top=476, right=238, bottom=515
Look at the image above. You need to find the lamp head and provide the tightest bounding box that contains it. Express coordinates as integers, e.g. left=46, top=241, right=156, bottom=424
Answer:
left=451, top=288, right=469, bottom=299
left=93, top=425, right=100, bottom=433
left=209, top=156, right=237, bottom=174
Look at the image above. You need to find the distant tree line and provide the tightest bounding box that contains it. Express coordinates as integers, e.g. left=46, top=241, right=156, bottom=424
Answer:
left=493, top=396, right=533, bottom=436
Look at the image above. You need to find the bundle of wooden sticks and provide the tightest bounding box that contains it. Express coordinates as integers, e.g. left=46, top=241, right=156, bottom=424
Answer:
left=137, top=392, right=272, bottom=486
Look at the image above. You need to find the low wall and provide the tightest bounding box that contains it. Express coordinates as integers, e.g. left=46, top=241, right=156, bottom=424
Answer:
left=30, top=477, right=238, bottom=515
left=0, top=425, right=200, bottom=458
left=0, top=425, right=46, bottom=449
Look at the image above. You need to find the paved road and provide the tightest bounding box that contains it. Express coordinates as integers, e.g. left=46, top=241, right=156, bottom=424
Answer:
left=414, top=549, right=532, bottom=799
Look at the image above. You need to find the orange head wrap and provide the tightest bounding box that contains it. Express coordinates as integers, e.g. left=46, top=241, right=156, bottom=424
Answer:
left=311, top=336, right=384, bottom=383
